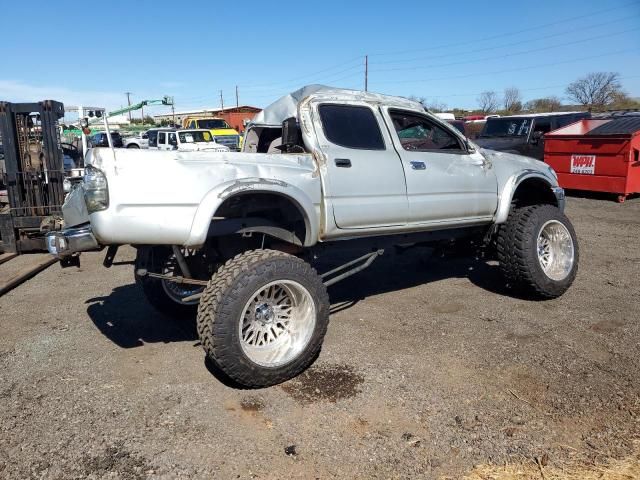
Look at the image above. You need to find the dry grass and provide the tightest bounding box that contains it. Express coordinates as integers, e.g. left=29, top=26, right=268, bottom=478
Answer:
left=463, top=442, right=640, bottom=480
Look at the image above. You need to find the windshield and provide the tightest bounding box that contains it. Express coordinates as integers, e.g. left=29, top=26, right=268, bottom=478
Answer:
left=196, top=119, right=231, bottom=130
left=179, top=131, right=213, bottom=143
left=480, top=118, right=532, bottom=137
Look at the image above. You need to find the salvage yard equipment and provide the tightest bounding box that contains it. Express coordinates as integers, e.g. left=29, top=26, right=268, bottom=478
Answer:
left=544, top=116, right=640, bottom=202
left=0, top=101, right=65, bottom=253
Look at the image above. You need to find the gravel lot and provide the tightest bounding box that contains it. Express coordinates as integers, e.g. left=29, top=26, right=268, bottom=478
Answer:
left=1, top=195, right=639, bottom=479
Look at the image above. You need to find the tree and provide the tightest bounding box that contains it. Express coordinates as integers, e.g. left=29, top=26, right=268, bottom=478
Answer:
left=524, top=96, right=562, bottom=113
left=409, top=96, right=448, bottom=113
left=478, top=91, right=499, bottom=113
left=609, top=91, right=640, bottom=110
left=566, top=72, right=622, bottom=108
left=503, top=87, right=522, bottom=113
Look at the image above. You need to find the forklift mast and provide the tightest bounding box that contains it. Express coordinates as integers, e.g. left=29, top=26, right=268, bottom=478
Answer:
left=0, top=100, right=65, bottom=253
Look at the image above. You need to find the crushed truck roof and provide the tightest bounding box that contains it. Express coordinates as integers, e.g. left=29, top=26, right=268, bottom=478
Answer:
left=251, top=85, right=425, bottom=127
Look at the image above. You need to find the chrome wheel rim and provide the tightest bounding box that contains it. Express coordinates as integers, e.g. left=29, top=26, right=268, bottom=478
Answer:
left=537, top=220, right=575, bottom=281
left=161, top=250, right=203, bottom=305
left=239, top=280, right=316, bottom=367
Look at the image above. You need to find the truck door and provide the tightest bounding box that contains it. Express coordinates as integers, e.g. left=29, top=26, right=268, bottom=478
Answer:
left=311, top=101, right=408, bottom=229
left=157, top=131, right=167, bottom=150
left=382, top=108, right=497, bottom=224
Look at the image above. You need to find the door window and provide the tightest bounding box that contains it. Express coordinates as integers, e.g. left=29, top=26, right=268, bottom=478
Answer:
left=318, top=104, right=385, bottom=150
left=158, top=132, right=166, bottom=145
left=148, top=130, right=158, bottom=147
left=168, top=133, right=177, bottom=145
left=390, top=110, right=462, bottom=151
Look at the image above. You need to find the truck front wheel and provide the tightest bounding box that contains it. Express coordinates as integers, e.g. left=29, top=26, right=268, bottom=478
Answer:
left=497, top=204, right=578, bottom=298
left=196, top=249, right=330, bottom=388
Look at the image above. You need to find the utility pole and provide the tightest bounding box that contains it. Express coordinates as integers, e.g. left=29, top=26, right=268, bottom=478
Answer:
left=141, top=104, right=144, bottom=126
left=235, top=85, right=239, bottom=108
left=125, top=92, right=132, bottom=121
left=365, top=55, right=368, bottom=92
left=171, top=101, right=175, bottom=125
left=220, top=90, right=224, bottom=110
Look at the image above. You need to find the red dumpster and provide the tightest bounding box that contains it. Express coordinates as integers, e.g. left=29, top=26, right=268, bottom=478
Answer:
left=544, top=117, right=640, bottom=202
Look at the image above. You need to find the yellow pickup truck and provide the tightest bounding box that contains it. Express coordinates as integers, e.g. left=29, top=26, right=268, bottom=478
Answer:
left=181, top=116, right=241, bottom=151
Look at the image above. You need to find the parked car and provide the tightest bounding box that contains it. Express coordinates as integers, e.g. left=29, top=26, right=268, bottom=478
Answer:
left=182, top=116, right=242, bottom=151
left=475, top=112, right=590, bottom=160
left=151, top=128, right=230, bottom=152
left=447, top=119, right=466, bottom=135
left=90, top=131, right=124, bottom=148
left=124, top=130, right=151, bottom=149
left=48, top=85, right=577, bottom=388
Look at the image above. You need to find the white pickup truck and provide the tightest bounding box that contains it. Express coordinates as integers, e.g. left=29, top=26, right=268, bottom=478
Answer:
left=47, top=85, right=578, bottom=388
left=151, top=128, right=230, bottom=152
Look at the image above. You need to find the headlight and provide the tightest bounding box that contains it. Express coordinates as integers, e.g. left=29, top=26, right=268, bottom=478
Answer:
left=84, top=165, right=109, bottom=213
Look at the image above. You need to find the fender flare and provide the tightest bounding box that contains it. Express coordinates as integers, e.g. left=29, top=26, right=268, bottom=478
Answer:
left=185, top=177, right=319, bottom=247
left=494, top=170, right=556, bottom=224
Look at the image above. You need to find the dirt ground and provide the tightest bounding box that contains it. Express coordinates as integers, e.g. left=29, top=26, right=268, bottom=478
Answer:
left=1, top=194, right=639, bottom=479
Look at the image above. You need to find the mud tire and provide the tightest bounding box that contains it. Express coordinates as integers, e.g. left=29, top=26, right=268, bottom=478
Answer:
left=196, top=249, right=330, bottom=388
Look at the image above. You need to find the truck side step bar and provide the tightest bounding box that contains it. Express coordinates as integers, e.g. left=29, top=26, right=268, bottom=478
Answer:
left=320, top=249, right=384, bottom=287
left=137, top=248, right=385, bottom=304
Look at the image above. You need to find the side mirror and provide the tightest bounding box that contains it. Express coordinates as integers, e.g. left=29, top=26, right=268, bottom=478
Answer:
left=466, top=140, right=476, bottom=154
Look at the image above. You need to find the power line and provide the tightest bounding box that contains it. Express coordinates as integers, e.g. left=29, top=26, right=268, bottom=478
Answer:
left=368, top=0, right=640, bottom=57
left=370, top=27, right=640, bottom=74
left=372, top=14, right=640, bottom=66
left=413, top=75, right=640, bottom=100
left=372, top=48, right=636, bottom=86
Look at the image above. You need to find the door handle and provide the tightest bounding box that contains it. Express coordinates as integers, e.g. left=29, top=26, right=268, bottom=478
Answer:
left=335, top=158, right=351, bottom=168
left=410, top=161, right=426, bottom=170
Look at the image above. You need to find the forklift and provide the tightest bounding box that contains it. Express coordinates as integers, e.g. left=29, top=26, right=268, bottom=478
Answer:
left=0, top=100, right=65, bottom=253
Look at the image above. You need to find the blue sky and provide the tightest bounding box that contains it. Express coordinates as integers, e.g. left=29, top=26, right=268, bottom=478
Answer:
left=0, top=0, right=638, bottom=116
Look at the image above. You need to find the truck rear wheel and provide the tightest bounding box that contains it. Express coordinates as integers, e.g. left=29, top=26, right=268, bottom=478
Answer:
left=497, top=204, right=578, bottom=298
left=135, top=246, right=208, bottom=317
left=196, top=249, right=330, bottom=388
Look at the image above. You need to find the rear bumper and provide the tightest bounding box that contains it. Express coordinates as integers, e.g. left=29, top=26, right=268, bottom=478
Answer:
left=46, top=225, right=100, bottom=258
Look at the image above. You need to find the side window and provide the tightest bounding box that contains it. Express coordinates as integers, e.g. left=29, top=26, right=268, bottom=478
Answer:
left=390, top=110, right=462, bottom=151
left=318, top=104, right=385, bottom=150
left=533, top=119, right=552, bottom=134
left=148, top=130, right=158, bottom=147
left=168, top=133, right=177, bottom=145
left=158, top=132, right=167, bottom=145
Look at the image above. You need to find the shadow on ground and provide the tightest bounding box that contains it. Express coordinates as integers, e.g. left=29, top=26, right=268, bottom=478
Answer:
left=86, top=284, right=197, bottom=348
left=325, top=247, right=526, bottom=314
left=86, top=248, right=529, bottom=348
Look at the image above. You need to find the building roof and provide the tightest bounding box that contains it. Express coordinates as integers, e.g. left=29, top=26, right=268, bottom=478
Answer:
left=153, top=105, right=261, bottom=118
left=251, top=85, right=424, bottom=126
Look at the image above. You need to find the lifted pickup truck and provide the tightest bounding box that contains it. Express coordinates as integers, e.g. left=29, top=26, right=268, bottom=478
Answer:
left=47, top=85, right=578, bottom=388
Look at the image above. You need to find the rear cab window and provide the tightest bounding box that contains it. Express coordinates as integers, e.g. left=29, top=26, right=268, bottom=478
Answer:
left=318, top=104, right=385, bottom=150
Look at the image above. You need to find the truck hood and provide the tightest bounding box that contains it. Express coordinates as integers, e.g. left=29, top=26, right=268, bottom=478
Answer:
left=211, top=128, right=238, bottom=136
left=178, top=143, right=230, bottom=152
left=474, top=136, right=526, bottom=151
